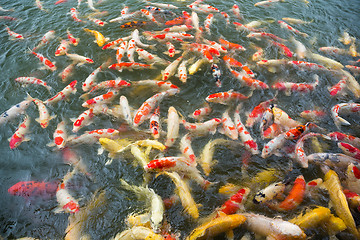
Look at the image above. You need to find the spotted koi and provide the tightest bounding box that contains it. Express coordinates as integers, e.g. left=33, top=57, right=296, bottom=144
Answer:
left=206, top=90, right=249, bottom=105
left=331, top=102, right=360, bottom=127
left=82, top=90, right=119, bottom=108
left=231, top=69, right=269, bottom=90
left=31, top=51, right=57, bottom=71
left=245, top=98, right=275, bottom=127
left=67, top=29, right=79, bottom=46
left=272, top=75, right=319, bottom=96
left=232, top=4, right=243, bottom=20
left=45, top=80, right=77, bottom=105
left=219, top=38, right=246, bottom=51
left=338, top=142, right=360, bottom=160
left=150, top=107, right=161, bottom=139
left=69, top=8, right=82, bottom=22
left=5, top=25, right=24, bottom=39
left=33, top=98, right=55, bottom=129
left=15, top=77, right=51, bottom=91
left=9, top=115, right=31, bottom=149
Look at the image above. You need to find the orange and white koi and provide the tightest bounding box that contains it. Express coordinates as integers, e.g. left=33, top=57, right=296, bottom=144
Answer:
left=83, top=28, right=108, bottom=47
left=329, top=77, right=347, bottom=97
left=319, top=46, right=349, bottom=55
left=182, top=118, right=222, bottom=136
left=288, top=60, right=327, bottom=71
left=0, top=95, right=33, bottom=125
left=261, top=133, right=287, bottom=158
left=243, top=213, right=306, bottom=239
left=219, top=38, right=246, bottom=51
left=132, top=80, right=179, bottom=91
left=31, top=51, right=57, bottom=71
left=338, top=142, right=360, bottom=160
left=133, top=89, right=179, bottom=127
left=231, top=69, right=269, bottom=90
left=247, top=31, right=286, bottom=43
left=55, top=40, right=70, bottom=56
left=202, top=39, right=228, bottom=53
left=120, top=6, right=129, bottom=16
left=88, top=78, right=131, bottom=93
left=246, top=98, right=275, bottom=127
left=269, top=40, right=293, bottom=57
left=179, top=133, right=197, bottom=166
left=45, top=80, right=77, bottom=105
left=272, top=75, right=319, bottom=96
left=5, top=25, right=24, bottom=40
left=136, top=47, right=168, bottom=65
left=259, top=105, right=274, bottom=135
left=272, top=105, right=300, bottom=129
left=59, top=63, right=75, bottom=83
left=157, top=25, right=193, bottom=33
left=233, top=22, right=264, bottom=33
left=48, top=121, right=67, bottom=150
left=126, top=39, right=136, bottom=62
left=223, top=55, right=254, bottom=77
left=163, top=55, right=183, bottom=81
left=33, top=98, right=55, bottom=129
left=140, top=9, right=159, bottom=25
left=164, top=14, right=188, bottom=26
left=206, top=90, right=249, bottom=105
left=69, top=8, right=82, bottom=22
left=331, top=102, right=360, bottom=127
left=254, top=0, right=283, bottom=7
left=203, top=14, right=214, bottom=33
left=33, top=30, right=55, bottom=51
left=278, top=20, right=308, bottom=37
left=88, top=17, right=107, bottom=26
left=345, top=164, right=360, bottom=194
left=55, top=174, right=79, bottom=213
left=15, top=77, right=51, bottom=91
left=232, top=4, right=243, bottom=20
left=262, top=123, right=282, bottom=139
left=82, top=66, right=102, bottom=92
left=189, top=103, right=211, bottom=121
left=299, top=109, right=326, bottom=122
left=165, top=106, right=180, bottom=148
left=67, top=29, right=79, bottom=46
left=108, top=62, right=153, bottom=72
left=253, top=182, right=285, bottom=204
left=102, top=36, right=131, bottom=50
left=218, top=188, right=250, bottom=215
left=115, top=41, right=127, bottom=63
left=219, top=109, right=238, bottom=140
left=234, top=104, right=259, bottom=154
left=295, top=133, right=330, bottom=168
left=82, top=90, right=119, bottom=108
left=145, top=1, right=178, bottom=9
left=221, top=12, right=230, bottom=24
left=67, top=128, right=119, bottom=145
left=71, top=109, right=94, bottom=133
left=164, top=42, right=178, bottom=57
left=9, top=115, right=31, bottom=149
left=328, top=132, right=360, bottom=149
left=66, top=53, right=94, bottom=66
left=177, top=59, right=188, bottom=83
left=149, top=106, right=161, bottom=139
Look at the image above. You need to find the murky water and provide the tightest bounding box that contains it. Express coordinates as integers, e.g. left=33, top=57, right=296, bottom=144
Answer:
left=0, top=0, right=359, bottom=239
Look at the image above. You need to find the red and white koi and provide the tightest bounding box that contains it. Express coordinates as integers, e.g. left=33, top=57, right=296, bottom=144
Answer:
left=218, top=188, right=250, bottom=215
left=206, top=90, right=249, bottom=105
left=67, top=128, right=120, bottom=145
left=163, top=55, right=183, bottom=81
left=223, top=55, right=254, bottom=77
left=246, top=98, right=275, bottom=127
left=132, top=80, right=178, bottom=91
left=115, top=41, right=127, bottom=63
left=299, top=109, right=326, bottom=122
left=288, top=60, right=327, bottom=71
left=88, top=17, right=107, bottom=26
left=136, top=47, right=168, bottom=65
left=31, top=51, right=57, bottom=71
left=66, top=53, right=94, bottom=66
left=233, top=22, right=264, bottom=33
left=338, top=142, right=360, bottom=160
left=269, top=40, right=293, bottom=57
left=256, top=59, right=288, bottom=73
left=189, top=103, right=211, bottom=121
left=131, top=29, right=154, bottom=49
left=346, top=164, right=360, bottom=194
left=191, top=11, right=200, bottom=32
left=319, top=46, right=349, bottom=55
left=89, top=78, right=131, bottom=94
left=272, top=75, right=319, bottom=96
left=278, top=20, right=308, bottom=37
left=82, top=90, right=119, bottom=108
left=331, top=102, right=360, bottom=127
left=329, top=77, right=347, bottom=97
left=262, top=123, right=282, bottom=139
left=69, top=8, right=82, bottom=22
left=182, top=118, right=222, bottom=136
left=15, top=77, right=51, bottom=91
left=157, top=25, right=193, bottom=33
left=261, top=133, right=287, bottom=158
left=33, top=30, right=55, bottom=51
left=0, top=95, right=33, bottom=125
left=82, top=66, right=102, bottom=92
left=59, top=63, right=76, bottom=83
left=232, top=4, right=243, bottom=20
left=177, top=59, right=188, bottom=83
left=67, top=29, right=79, bottom=46
left=140, top=9, right=159, bottom=25
left=219, top=109, right=238, bottom=140
left=203, top=14, right=214, bottom=33
left=254, top=0, right=283, bottom=7
left=180, top=133, right=197, bottom=166
left=102, top=36, right=131, bottom=50
left=247, top=32, right=286, bottom=43
left=234, top=104, right=259, bottom=154
left=164, top=42, right=179, bottom=57
left=231, top=69, right=269, bottom=90
left=133, top=89, right=179, bottom=127
left=5, top=25, right=24, bottom=40
left=71, top=108, right=94, bottom=133
left=219, top=38, right=246, bottom=51
left=149, top=106, right=161, bottom=139
left=48, top=121, right=67, bottom=150
left=0, top=16, right=17, bottom=21
left=272, top=105, right=300, bottom=129
left=126, top=39, right=136, bottom=62
left=55, top=40, right=70, bottom=56
left=56, top=176, right=79, bottom=213
left=165, top=106, right=180, bottom=148
left=108, top=62, right=153, bottom=72
left=45, top=80, right=77, bottom=105
left=202, top=39, right=228, bottom=54
left=33, top=98, right=55, bottom=129
left=328, top=132, right=360, bottom=149
left=9, top=115, right=31, bottom=149
left=220, top=12, right=230, bottom=25
left=259, top=105, right=274, bottom=136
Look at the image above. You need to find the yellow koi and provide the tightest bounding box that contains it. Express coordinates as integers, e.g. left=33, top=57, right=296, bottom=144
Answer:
left=83, top=28, right=109, bottom=47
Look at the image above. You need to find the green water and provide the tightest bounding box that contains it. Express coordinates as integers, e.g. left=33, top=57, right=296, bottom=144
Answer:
left=0, top=0, right=359, bottom=239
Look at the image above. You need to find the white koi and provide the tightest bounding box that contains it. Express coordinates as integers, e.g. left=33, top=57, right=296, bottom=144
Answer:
left=165, top=106, right=180, bottom=148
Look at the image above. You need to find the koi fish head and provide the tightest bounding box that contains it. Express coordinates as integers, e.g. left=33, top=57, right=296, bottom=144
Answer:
left=9, top=135, right=22, bottom=149
left=69, top=80, right=77, bottom=88
left=63, top=200, right=80, bottom=213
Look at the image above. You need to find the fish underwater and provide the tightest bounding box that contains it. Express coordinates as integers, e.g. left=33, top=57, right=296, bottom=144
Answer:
left=2, top=0, right=360, bottom=239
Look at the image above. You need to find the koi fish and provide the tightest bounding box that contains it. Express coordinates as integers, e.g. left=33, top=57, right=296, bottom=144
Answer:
left=102, top=36, right=131, bottom=50
left=67, top=28, right=79, bottom=46
left=82, top=90, right=119, bottom=108
left=56, top=181, right=80, bottom=213
left=0, top=96, right=33, bottom=125
left=69, top=8, right=82, bottom=22
left=132, top=80, right=179, bottom=91
left=8, top=181, right=58, bottom=198
left=164, top=42, right=179, bottom=57
left=188, top=58, right=209, bottom=75
left=114, top=226, right=164, bottom=240
left=83, top=28, right=108, bottom=47
left=256, top=59, right=288, bottom=73
left=136, top=47, right=168, bottom=65
left=14, top=77, right=51, bottom=91
left=203, top=14, right=214, bottom=33
left=319, top=46, right=349, bottom=55
left=251, top=44, right=264, bottom=61
left=149, top=107, right=161, bottom=139
left=234, top=104, right=259, bottom=154
left=182, top=118, right=222, bottom=136
left=109, top=62, right=153, bottom=72
left=131, top=29, right=154, bottom=49
left=289, top=36, right=307, bottom=59
left=115, top=41, right=127, bottom=63
left=219, top=108, right=238, bottom=140
left=327, top=131, right=360, bottom=149
left=272, top=74, right=319, bottom=96
left=9, top=115, right=31, bottom=149
left=221, top=12, right=230, bottom=24
left=67, top=128, right=120, bottom=145
left=231, top=69, right=269, bottom=90
left=179, top=133, right=197, bottom=166
left=189, top=103, right=211, bottom=121
left=247, top=31, right=286, bottom=43
left=66, top=53, right=94, bottom=66
left=109, top=11, right=142, bottom=23
left=177, top=59, right=188, bottom=83
left=253, top=181, right=285, bottom=204
left=272, top=105, right=300, bottom=129
left=88, top=17, right=107, bottom=26
left=262, top=123, right=282, bottom=139
left=165, top=106, right=180, bottom=148
left=329, top=77, right=347, bottom=97
left=345, top=163, right=360, bottom=194
left=278, top=20, right=308, bottom=37
left=331, top=102, right=360, bottom=127
left=254, top=0, right=284, bottom=7
left=44, top=80, right=77, bottom=105
left=261, top=133, right=287, bottom=158
left=4, top=25, right=24, bottom=39
left=55, top=40, right=70, bottom=56
left=59, top=63, right=76, bottom=83
left=338, top=142, right=360, bottom=160
left=299, top=109, right=326, bottom=122
left=219, top=38, right=246, bottom=51
left=145, top=1, right=178, bottom=9
left=218, top=188, right=250, bottom=215
left=47, top=120, right=67, bottom=150
left=71, top=108, right=94, bottom=133
left=120, top=21, right=147, bottom=29
left=206, top=90, right=249, bottom=105
left=338, top=30, right=354, bottom=45
left=141, top=9, right=159, bottom=25
left=126, top=39, right=136, bottom=62
left=307, top=52, right=344, bottom=70
left=156, top=25, right=193, bottom=33
left=246, top=98, right=275, bottom=127
left=339, top=69, right=360, bottom=98
left=30, top=51, right=57, bottom=71
left=269, top=40, right=293, bottom=57
left=346, top=65, right=360, bottom=75
left=282, top=17, right=313, bottom=25
left=33, top=98, right=56, bottom=128
left=33, top=30, right=55, bottom=51
left=88, top=78, right=131, bottom=93
left=163, top=55, right=183, bottom=81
